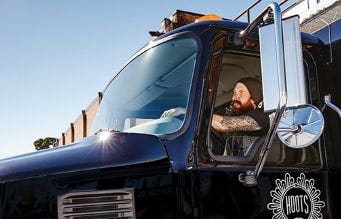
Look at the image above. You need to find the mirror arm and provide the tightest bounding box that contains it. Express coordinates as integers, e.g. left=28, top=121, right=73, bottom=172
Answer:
left=239, top=1, right=279, bottom=38
left=277, top=125, right=299, bottom=132
left=239, top=2, right=288, bottom=186
left=324, top=94, right=341, bottom=119
left=239, top=8, right=268, bottom=38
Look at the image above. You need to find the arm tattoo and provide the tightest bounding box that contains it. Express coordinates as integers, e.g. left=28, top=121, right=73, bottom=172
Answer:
left=219, top=115, right=262, bottom=132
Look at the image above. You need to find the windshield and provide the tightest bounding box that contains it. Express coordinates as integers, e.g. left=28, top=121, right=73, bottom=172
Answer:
left=90, top=37, right=198, bottom=136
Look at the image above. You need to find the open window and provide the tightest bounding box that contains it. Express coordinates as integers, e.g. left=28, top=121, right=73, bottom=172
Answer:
left=207, top=50, right=322, bottom=167
left=208, top=52, right=265, bottom=163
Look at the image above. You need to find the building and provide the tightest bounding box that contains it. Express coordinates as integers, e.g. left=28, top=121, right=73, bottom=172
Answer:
left=58, top=92, right=102, bottom=146
left=283, top=0, right=341, bottom=33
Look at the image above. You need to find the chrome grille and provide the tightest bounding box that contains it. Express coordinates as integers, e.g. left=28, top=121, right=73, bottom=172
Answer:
left=58, top=188, right=135, bottom=219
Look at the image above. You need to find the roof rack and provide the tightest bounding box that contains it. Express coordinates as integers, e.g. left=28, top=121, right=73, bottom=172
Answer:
left=149, top=10, right=204, bottom=36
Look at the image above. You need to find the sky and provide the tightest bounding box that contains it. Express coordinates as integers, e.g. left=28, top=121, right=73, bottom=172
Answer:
left=0, top=0, right=296, bottom=159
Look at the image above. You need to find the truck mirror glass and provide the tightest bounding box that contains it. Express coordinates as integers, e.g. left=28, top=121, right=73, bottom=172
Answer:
left=277, top=105, right=324, bottom=148
left=259, top=16, right=307, bottom=112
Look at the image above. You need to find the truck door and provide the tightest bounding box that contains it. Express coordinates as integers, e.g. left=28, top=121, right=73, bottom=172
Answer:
left=195, top=29, right=329, bottom=218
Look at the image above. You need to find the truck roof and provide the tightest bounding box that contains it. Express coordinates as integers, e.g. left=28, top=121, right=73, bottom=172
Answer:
left=151, top=10, right=321, bottom=46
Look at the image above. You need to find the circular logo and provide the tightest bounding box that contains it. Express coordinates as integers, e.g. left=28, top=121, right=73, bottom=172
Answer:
left=267, top=173, right=325, bottom=219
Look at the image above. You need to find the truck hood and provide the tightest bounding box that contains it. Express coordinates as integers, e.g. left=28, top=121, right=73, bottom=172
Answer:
left=0, top=132, right=170, bottom=182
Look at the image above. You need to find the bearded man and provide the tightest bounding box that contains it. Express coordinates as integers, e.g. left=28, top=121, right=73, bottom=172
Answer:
left=207, top=78, right=269, bottom=215
left=211, top=77, right=269, bottom=145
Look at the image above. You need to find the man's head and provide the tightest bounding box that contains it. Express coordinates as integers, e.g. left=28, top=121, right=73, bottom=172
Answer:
left=231, top=77, right=262, bottom=116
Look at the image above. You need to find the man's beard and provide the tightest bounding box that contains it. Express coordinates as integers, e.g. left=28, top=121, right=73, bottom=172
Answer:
left=230, top=99, right=255, bottom=116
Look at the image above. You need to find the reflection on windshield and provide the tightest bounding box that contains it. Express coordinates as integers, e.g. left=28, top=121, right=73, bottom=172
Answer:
left=90, top=37, right=198, bottom=136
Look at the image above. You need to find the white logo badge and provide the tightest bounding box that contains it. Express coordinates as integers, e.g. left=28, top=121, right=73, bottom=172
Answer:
left=267, top=173, right=325, bottom=219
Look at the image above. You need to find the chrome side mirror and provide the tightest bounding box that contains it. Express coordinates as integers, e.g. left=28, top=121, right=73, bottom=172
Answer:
left=277, top=105, right=324, bottom=148
left=259, top=16, right=324, bottom=148
left=238, top=3, right=324, bottom=186
left=260, top=15, right=307, bottom=112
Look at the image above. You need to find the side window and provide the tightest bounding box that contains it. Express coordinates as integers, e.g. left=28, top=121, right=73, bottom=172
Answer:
left=208, top=51, right=322, bottom=168
left=209, top=52, right=264, bottom=163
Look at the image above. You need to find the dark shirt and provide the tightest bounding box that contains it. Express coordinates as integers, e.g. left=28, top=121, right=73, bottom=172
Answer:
left=212, top=104, right=270, bottom=156
left=244, top=107, right=270, bottom=136
left=225, top=107, right=269, bottom=156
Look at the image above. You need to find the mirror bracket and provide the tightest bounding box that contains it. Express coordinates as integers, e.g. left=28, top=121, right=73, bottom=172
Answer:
left=238, top=2, right=287, bottom=187
left=324, top=94, right=341, bottom=119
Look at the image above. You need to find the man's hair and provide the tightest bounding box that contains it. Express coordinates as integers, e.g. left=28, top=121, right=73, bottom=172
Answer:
left=236, top=77, right=263, bottom=105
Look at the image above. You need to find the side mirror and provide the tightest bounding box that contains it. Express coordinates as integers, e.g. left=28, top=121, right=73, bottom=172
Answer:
left=277, top=105, right=324, bottom=148
left=259, top=16, right=307, bottom=112
left=259, top=16, right=324, bottom=148
left=238, top=3, right=324, bottom=186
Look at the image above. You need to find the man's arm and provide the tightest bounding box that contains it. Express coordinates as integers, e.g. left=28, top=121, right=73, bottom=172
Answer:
left=211, top=114, right=262, bottom=132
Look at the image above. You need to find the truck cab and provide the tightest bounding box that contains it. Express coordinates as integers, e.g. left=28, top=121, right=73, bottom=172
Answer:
left=0, top=3, right=340, bottom=218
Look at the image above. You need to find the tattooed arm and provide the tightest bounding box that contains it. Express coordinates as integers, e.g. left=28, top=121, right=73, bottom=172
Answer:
left=211, top=114, right=262, bottom=132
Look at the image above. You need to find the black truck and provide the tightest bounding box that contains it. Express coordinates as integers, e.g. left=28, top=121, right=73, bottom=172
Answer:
left=1, top=2, right=340, bottom=219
